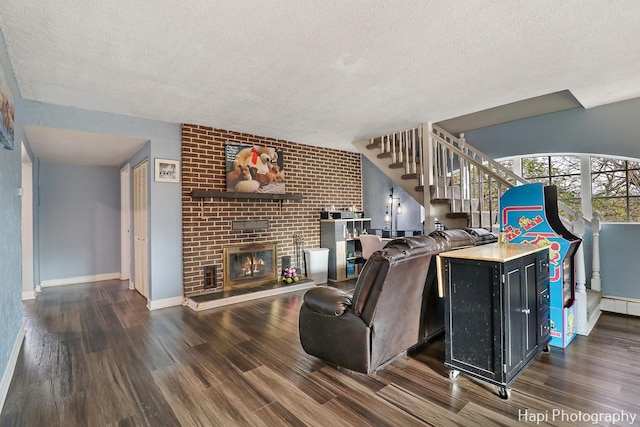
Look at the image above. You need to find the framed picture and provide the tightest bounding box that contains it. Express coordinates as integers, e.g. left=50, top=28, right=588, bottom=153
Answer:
left=224, top=143, right=285, bottom=193
left=0, top=61, right=15, bottom=150
left=155, top=158, right=180, bottom=183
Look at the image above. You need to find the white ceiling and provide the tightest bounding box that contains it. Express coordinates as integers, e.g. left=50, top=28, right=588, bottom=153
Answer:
left=2, top=1, right=640, bottom=159
left=24, top=125, right=147, bottom=166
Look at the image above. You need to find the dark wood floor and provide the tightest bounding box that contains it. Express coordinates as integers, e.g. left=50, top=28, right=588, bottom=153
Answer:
left=2, top=280, right=640, bottom=426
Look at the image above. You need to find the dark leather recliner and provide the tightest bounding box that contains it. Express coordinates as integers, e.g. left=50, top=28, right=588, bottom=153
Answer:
left=299, top=229, right=497, bottom=374
left=299, top=235, right=441, bottom=373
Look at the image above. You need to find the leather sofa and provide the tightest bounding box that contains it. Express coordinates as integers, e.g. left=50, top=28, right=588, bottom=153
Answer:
left=298, top=229, right=497, bottom=374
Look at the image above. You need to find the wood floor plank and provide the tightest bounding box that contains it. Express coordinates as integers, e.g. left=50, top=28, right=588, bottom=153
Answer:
left=151, top=364, right=242, bottom=426
left=242, top=365, right=348, bottom=426
left=377, top=382, right=478, bottom=426
left=251, top=401, right=306, bottom=427
left=312, top=367, right=428, bottom=426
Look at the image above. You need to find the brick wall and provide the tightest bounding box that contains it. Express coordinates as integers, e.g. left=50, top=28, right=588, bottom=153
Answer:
left=182, top=124, right=362, bottom=296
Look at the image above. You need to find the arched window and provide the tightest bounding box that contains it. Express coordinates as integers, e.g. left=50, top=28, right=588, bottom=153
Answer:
left=498, top=154, right=640, bottom=223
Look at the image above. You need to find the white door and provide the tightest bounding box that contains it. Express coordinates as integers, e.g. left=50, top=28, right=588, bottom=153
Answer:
left=133, top=160, right=149, bottom=298
left=120, top=164, right=131, bottom=283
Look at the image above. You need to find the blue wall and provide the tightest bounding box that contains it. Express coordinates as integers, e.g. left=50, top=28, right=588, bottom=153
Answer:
left=21, top=101, right=182, bottom=302
left=464, top=97, right=640, bottom=160
left=600, top=224, right=639, bottom=299
left=0, top=29, right=24, bottom=395
left=361, top=156, right=423, bottom=233
left=38, top=163, right=120, bottom=281
left=464, top=99, right=640, bottom=299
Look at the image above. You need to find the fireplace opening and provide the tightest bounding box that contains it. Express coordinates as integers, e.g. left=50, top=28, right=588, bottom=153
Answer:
left=223, top=242, right=277, bottom=289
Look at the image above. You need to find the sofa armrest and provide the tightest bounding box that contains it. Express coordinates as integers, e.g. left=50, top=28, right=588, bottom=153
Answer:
left=303, top=286, right=352, bottom=317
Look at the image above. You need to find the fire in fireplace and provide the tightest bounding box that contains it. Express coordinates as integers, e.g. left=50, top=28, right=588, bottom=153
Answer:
left=223, top=242, right=277, bottom=289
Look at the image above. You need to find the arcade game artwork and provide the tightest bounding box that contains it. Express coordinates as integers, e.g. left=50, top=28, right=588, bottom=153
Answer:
left=500, top=183, right=581, bottom=348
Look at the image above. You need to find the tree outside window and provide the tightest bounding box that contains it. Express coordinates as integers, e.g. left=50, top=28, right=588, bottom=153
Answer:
left=591, top=157, right=640, bottom=222
left=521, top=156, right=581, bottom=218
left=498, top=154, right=640, bottom=223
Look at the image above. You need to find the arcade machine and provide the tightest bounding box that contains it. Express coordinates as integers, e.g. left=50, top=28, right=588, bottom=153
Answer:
left=500, top=183, right=582, bottom=348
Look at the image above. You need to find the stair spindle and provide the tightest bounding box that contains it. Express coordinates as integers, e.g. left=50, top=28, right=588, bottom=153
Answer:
left=405, top=130, right=410, bottom=174
left=418, top=126, right=424, bottom=186
left=411, top=128, right=417, bottom=174
left=391, top=133, right=396, bottom=164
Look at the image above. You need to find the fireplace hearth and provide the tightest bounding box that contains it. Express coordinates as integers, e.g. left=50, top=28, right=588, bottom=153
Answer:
left=223, top=242, right=277, bottom=289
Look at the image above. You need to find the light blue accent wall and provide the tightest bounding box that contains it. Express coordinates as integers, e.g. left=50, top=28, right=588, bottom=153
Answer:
left=362, top=156, right=423, bottom=233
left=21, top=101, right=182, bottom=302
left=599, top=224, right=640, bottom=299
left=38, top=163, right=120, bottom=281
left=464, top=98, right=640, bottom=299
left=464, top=97, right=640, bottom=160
left=0, top=28, right=23, bottom=390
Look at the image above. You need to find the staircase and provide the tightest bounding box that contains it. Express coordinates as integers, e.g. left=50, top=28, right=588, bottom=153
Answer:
left=354, top=124, right=529, bottom=230
left=354, top=123, right=602, bottom=336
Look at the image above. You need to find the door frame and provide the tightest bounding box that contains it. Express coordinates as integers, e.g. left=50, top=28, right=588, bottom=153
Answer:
left=120, top=163, right=132, bottom=286
left=21, top=143, right=35, bottom=300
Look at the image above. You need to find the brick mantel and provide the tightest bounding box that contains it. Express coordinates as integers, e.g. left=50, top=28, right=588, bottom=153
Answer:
left=181, top=124, right=362, bottom=296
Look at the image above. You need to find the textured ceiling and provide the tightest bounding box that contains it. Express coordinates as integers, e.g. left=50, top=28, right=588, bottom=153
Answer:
left=2, top=1, right=640, bottom=155
left=23, top=126, right=147, bottom=166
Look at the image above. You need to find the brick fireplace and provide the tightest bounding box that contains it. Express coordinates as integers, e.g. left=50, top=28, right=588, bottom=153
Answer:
left=181, top=124, right=362, bottom=297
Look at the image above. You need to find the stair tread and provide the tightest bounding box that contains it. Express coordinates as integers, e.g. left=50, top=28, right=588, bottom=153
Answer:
left=401, top=173, right=419, bottom=180
left=446, top=212, right=470, bottom=219
left=431, top=199, right=452, bottom=205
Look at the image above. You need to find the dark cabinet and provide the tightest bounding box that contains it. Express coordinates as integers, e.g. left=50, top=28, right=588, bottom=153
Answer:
left=439, top=243, right=550, bottom=399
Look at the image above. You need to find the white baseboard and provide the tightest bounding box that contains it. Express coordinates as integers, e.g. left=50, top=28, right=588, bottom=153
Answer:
left=147, top=296, right=184, bottom=311
left=128, top=280, right=134, bottom=290
left=21, top=290, right=37, bottom=300
left=0, top=320, right=26, bottom=414
left=40, top=272, right=120, bottom=288
left=601, top=295, right=640, bottom=317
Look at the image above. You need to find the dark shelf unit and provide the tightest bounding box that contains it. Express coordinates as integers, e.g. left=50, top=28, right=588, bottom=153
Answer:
left=320, top=218, right=372, bottom=282
left=190, top=190, right=303, bottom=201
